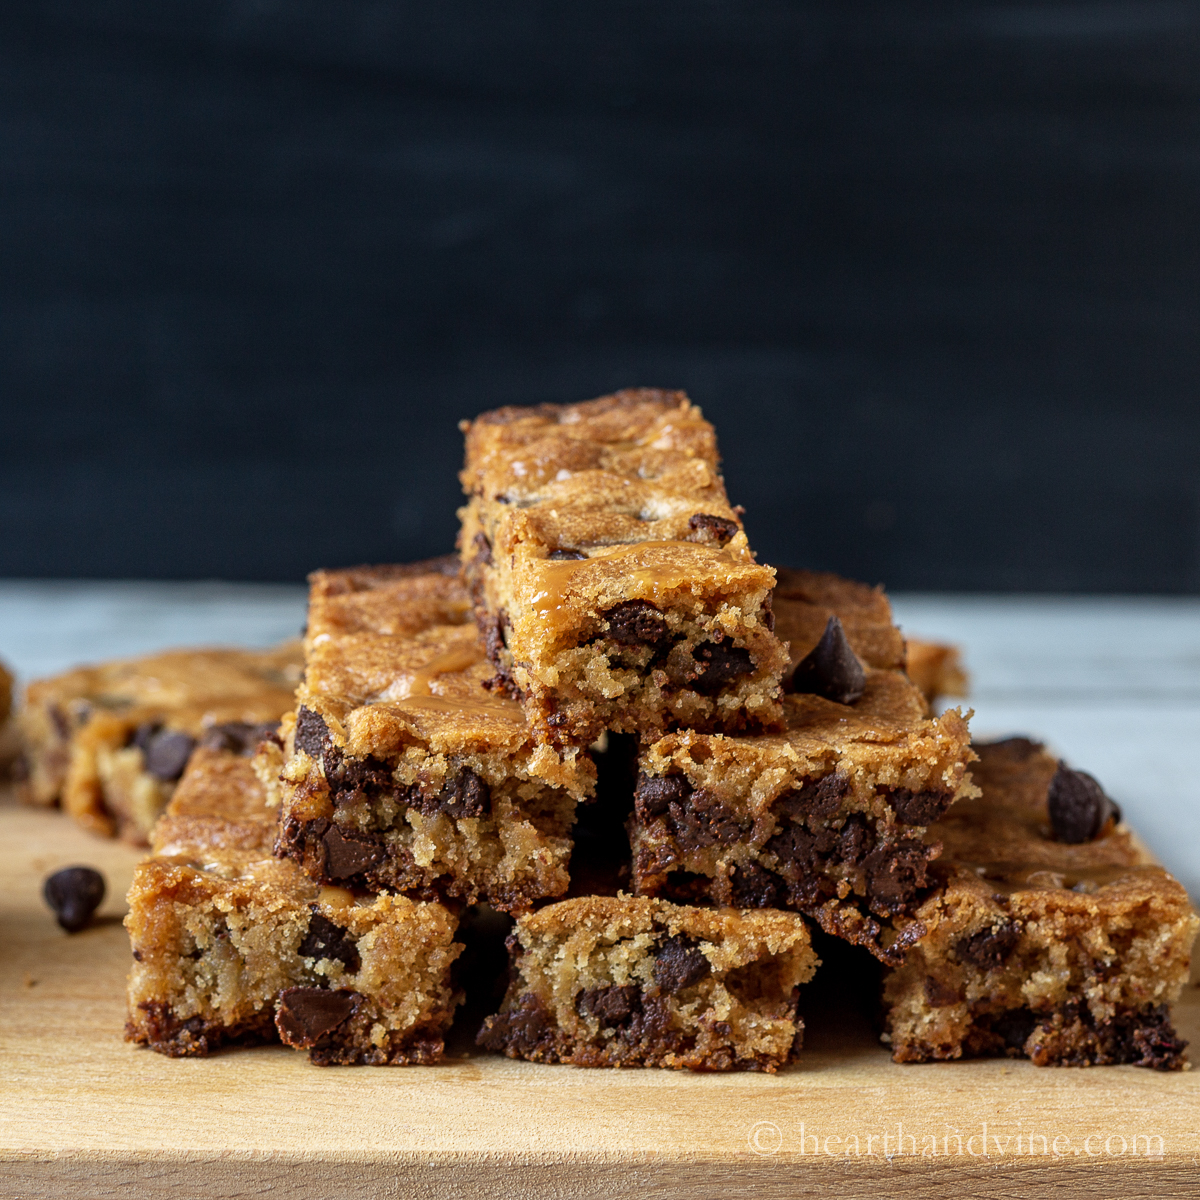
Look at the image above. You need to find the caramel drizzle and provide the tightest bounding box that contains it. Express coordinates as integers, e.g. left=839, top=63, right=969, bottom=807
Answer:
left=373, top=639, right=523, bottom=722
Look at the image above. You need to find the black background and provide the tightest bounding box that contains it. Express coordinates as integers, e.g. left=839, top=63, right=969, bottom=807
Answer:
left=3, top=2, right=1199, bottom=590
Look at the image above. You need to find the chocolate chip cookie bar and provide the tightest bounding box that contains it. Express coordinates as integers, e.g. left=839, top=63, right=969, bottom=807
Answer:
left=270, top=560, right=594, bottom=912
left=904, top=639, right=969, bottom=707
left=19, top=643, right=303, bottom=843
left=477, top=894, right=818, bottom=1071
left=459, top=390, right=788, bottom=745
left=126, top=742, right=462, bottom=1064
left=630, top=600, right=975, bottom=963
left=883, top=738, right=1198, bottom=1069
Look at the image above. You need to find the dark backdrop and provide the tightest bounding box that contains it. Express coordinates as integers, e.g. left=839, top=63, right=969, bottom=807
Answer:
left=3, top=2, right=1199, bottom=590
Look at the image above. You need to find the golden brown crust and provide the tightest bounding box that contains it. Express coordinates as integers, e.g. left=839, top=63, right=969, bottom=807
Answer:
left=904, top=638, right=969, bottom=706
left=479, top=894, right=818, bottom=1071
left=883, top=739, right=1199, bottom=1069
left=19, top=642, right=303, bottom=842
left=460, top=390, right=787, bottom=744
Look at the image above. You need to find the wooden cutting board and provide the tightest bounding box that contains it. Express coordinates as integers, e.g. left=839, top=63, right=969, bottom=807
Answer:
left=2, top=787, right=1198, bottom=1199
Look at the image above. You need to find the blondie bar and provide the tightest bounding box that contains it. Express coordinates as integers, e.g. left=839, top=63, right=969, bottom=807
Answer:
left=459, top=390, right=788, bottom=745
left=477, top=894, right=817, bottom=1071
left=126, top=742, right=462, bottom=1064
left=630, top=576, right=975, bottom=963
left=20, top=643, right=303, bottom=843
left=883, top=738, right=1198, bottom=1069
left=271, top=560, right=594, bottom=912
left=905, top=639, right=969, bottom=707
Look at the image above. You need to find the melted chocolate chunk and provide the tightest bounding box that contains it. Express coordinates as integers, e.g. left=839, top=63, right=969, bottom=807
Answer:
left=888, top=787, right=955, bottom=826
left=687, top=513, right=739, bottom=546
left=654, top=935, right=710, bottom=993
left=776, top=774, right=850, bottom=820
left=43, top=866, right=106, bottom=933
left=321, top=826, right=386, bottom=881
left=923, top=975, right=962, bottom=1007
left=477, top=993, right=557, bottom=1056
left=633, top=773, right=692, bottom=821
left=548, top=548, right=587, bottom=560
left=664, top=791, right=749, bottom=850
left=689, top=638, right=755, bottom=692
left=788, top=615, right=865, bottom=704
left=1048, top=762, right=1121, bottom=843
left=659, top=871, right=712, bottom=903
left=132, top=724, right=196, bottom=781
left=200, top=721, right=280, bottom=757
left=729, top=862, right=784, bottom=908
left=956, top=922, right=1021, bottom=970
left=604, top=601, right=673, bottom=650
left=577, top=984, right=642, bottom=1028
left=275, top=987, right=362, bottom=1048
left=294, top=707, right=331, bottom=760
left=472, top=531, right=493, bottom=567
left=419, top=768, right=490, bottom=819
left=861, top=841, right=932, bottom=913
left=299, top=912, right=361, bottom=972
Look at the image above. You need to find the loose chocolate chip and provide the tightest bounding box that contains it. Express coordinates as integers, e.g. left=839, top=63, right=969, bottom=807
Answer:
left=299, top=912, right=361, bottom=972
left=44, top=866, right=106, bottom=933
left=788, top=616, right=865, bottom=705
left=200, top=721, right=280, bottom=756
left=275, top=987, right=362, bottom=1048
left=956, top=922, right=1021, bottom=971
left=687, top=513, right=739, bottom=546
left=729, top=862, right=784, bottom=908
left=131, top=724, right=197, bottom=782
left=689, top=638, right=755, bottom=692
left=888, top=787, right=955, bottom=826
left=472, top=531, right=493, bottom=567
left=294, top=707, right=331, bottom=760
left=426, top=768, right=490, bottom=819
left=1048, top=762, right=1121, bottom=843
left=604, top=601, right=673, bottom=650
left=577, top=985, right=642, bottom=1028
left=548, top=548, right=587, bottom=560
left=321, top=826, right=385, bottom=881
left=777, top=774, right=850, bottom=821
left=654, top=934, right=710, bottom=993
left=633, top=773, right=693, bottom=821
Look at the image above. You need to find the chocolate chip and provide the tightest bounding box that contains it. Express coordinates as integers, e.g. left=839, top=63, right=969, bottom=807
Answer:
left=1048, top=762, right=1121, bottom=843
left=687, top=514, right=739, bottom=546
left=956, top=922, right=1021, bottom=970
left=299, top=912, right=361, bottom=972
left=777, top=774, right=850, bottom=820
left=294, top=707, right=331, bottom=760
left=548, top=548, right=587, bottom=560
left=788, top=615, right=865, bottom=704
left=321, top=826, right=385, bottom=881
left=577, top=985, right=642, bottom=1028
left=200, top=721, right=280, bottom=756
left=654, top=935, right=710, bottom=993
left=862, top=841, right=932, bottom=913
left=275, top=987, right=362, bottom=1048
left=420, top=768, right=490, bottom=819
left=132, top=725, right=196, bottom=781
left=472, top=531, right=493, bottom=567
left=923, top=975, right=962, bottom=1007
left=729, top=862, right=784, bottom=908
left=477, top=993, right=556, bottom=1056
left=888, top=787, right=955, bottom=826
left=604, top=601, right=673, bottom=650
left=633, top=772, right=692, bottom=820
left=43, top=866, right=106, bottom=933
left=664, top=791, right=748, bottom=850
left=689, top=638, right=755, bottom=692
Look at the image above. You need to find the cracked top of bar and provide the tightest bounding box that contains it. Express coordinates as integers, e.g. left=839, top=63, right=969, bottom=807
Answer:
left=883, top=738, right=1199, bottom=1068
left=272, top=558, right=593, bottom=911
left=459, top=389, right=788, bottom=744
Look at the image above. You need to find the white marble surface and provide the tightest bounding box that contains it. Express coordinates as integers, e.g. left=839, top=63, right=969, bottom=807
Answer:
left=0, top=583, right=1195, bottom=898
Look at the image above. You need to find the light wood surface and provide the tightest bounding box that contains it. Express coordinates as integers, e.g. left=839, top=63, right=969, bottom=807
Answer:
left=2, top=789, right=1198, bottom=1199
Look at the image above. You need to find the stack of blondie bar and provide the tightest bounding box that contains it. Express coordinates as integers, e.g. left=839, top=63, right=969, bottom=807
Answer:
left=25, top=388, right=1198, bottom=1072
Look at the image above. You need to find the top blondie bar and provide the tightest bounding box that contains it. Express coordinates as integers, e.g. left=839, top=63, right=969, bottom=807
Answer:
left=459, top=390, right=788, bottom=745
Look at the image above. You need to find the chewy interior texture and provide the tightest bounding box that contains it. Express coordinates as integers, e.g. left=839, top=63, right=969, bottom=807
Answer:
left=882, top=738, right=1199, bottom=1070
left=477, top=894, right=818, bottom=1072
